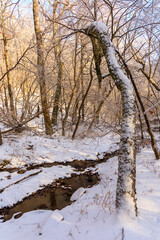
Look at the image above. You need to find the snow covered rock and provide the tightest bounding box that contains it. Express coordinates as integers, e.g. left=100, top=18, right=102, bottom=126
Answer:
left=70, top=187, right=86, bottom=201
left=51, top=210, right=64, bottom=222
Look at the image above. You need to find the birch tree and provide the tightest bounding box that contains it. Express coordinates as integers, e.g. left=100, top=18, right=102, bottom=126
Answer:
left=86, top=22, right=137, bottom=215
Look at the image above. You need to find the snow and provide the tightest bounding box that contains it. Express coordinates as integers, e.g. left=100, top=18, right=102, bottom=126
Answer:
left=0, top=165, right=73, bottom=208
left=0, top=130, right=160, bottom=239
left=0, top=132, right=118, bottom=168
left=87, top=22, right=133, bottom=88
left=70, top=187, right=86, bottom=201
left=87, top=21, right=109, bottom=34
left=50, top=210, right=64, bottom=222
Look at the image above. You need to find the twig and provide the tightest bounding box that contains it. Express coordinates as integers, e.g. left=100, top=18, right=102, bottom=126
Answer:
left=122, top=227, right=125, bottom=240
left=0, top=45, right=35, bottom=82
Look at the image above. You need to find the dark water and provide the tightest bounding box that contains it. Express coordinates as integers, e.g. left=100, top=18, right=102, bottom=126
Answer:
left=0, top=171, right=99, bottom=221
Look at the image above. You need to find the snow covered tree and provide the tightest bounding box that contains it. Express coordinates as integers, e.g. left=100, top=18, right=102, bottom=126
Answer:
left=86, top=22, right=137, bottom=215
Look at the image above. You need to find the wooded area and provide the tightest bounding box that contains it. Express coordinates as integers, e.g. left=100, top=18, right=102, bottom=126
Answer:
left=0, top=0, right=160, bottom=220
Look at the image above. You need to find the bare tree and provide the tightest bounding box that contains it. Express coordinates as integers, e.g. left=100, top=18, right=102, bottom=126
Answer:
left=51, top=0, right=63, bottom=126
left=0, top=0, right=15, bottom=118
left=72, top=59, right=94, bottom=139
left=33, top=0, right=53, bottom=135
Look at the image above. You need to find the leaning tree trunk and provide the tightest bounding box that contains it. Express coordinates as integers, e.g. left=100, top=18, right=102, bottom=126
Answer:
left=33, top=0, right=53, bottom=135
left=86, top=22, right=137, bottom=215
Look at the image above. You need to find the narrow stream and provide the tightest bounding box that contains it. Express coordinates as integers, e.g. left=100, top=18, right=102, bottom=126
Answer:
left=0, top=171, right=99, bottom=222
left=0, top=150, right=119, bottom=222
left=0, top=150, right=119, bottom=173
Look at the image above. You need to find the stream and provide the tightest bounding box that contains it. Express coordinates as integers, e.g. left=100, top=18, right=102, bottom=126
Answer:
left=0, top=171, right=99, bottom=221
left=0, top=150, right=119, bottom=222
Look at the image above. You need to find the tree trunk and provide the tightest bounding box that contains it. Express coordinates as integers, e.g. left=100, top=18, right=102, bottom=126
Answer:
left=94, top=0, right=98, bottom=21
left=80, top=36, right=85, bottom=122
left=91, top=37, right=103, bottom=88
left=62, top=80, right=78, bottom=136
left=33, top=0, right=53, bottom=135
left=0, top=68, right=8, bottom=110
left=86, top=22, right=137, bottom=215
left=52, top=0, right=62, bottom=126
left=72, top=60, right=93, bottom=140
left=88, top=84, right=114, bottom=131
left=71, top=33, right=79, bottom=125
left=0, top=129, right=2, bottom=146
left=52, top=59, right=62, bottom=126
left=1, top=7, right=15, bottom=118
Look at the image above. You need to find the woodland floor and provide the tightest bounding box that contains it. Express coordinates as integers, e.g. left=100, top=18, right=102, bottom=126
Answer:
left=0, top=127, right=160, bottom=240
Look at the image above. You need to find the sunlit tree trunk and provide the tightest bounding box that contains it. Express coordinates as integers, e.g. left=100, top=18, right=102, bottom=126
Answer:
left=86, top=22, right=137, bottom=215
left=1, top=0, right=15, bottom=118
left=33, top=0, right=53, bottom=135
left=2, top=33, right=15, bottom=116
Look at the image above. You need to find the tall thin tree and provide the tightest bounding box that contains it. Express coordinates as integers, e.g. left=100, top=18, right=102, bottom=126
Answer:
left=33, top=0, right=53, bottom=135
left=51, top=0, right=63, bottom=126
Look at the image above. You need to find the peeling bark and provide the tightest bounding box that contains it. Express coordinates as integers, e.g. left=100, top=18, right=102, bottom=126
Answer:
left=86, top=22, right=137, bottom=215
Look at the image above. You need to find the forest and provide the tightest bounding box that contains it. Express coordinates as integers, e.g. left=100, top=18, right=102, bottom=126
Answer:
left=0, top=0, right=160, bottom=239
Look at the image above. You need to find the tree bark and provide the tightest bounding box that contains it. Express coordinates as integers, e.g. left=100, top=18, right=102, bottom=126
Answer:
left=72, top=33, right=79, bottom=125
left=52, top=0, right=62, bottom=126
left=72, top=60, right=93, bottom=140
left=86, top=22, right=137, bottom=215
left=88, top=84, right=114, bottom=131
left=1, top=3, right=15, bottom=118
left=3, top=34, right=15, bottom=116
left=62, top=80, right=78, bottom=136
left=0, top=129, right=2, bottom=146
left=80, top=36, right=85, bottom=122
left=33, top=0, right=53, bottom=135
left=91, top=37, right=103, bottom=88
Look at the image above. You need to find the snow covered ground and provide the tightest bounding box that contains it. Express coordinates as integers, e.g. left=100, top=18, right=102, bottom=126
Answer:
left=0, top=131, right=160, bottom=240
left=0, top=131, right=118, bottom=167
